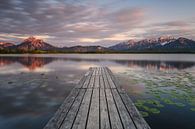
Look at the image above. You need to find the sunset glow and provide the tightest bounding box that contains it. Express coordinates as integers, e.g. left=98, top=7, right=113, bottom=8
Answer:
left=0, top=0, right=195, bottom=46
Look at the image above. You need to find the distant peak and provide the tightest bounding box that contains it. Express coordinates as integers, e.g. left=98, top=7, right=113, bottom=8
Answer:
left=24, top=36, right=44, bottom=44
left=177, top=37, right=189, bottom=44
left=178, top=37, right=187, bottom=40
left=127, top=39, right=135, bottom=43
left=158, top=36, right=175, bottom=43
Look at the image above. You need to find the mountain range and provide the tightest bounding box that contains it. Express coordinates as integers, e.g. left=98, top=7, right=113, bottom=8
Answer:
left=109, top=36, right=195, bottom=52
left=0, top=36, right=195, bottom=53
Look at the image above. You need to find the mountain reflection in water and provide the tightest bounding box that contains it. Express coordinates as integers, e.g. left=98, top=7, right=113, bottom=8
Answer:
left=0, top=54, right=195, bottom=129
left=0, top=56, right=194, bottom=71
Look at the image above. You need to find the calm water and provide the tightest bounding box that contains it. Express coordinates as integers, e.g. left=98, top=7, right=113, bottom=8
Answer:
left=0, top=54, right=195, bottom=129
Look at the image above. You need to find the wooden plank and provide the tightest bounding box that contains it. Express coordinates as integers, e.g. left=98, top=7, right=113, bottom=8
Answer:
left=102, top=68, right=110, bottom=89
left=92, top=68, right=96, bottom=76
left=105, top=67, right=137, bottom=129
left=60, top=89, right=86, bottom=129
left=120, top=93, right=151, bottom=129
left=99, top=68, right=104, bottom=89
left=98, top=67, right=102, bottom=76
left=94, top=73, right=100, bottom=88
left=72, top=89, right=93, bottom=129
left=99, top=67, right=102, bottom=76
left=112, top=89, right=136, bottom=129
left=100, top=88, right=111, bottom=129
left=44, top=88, right=80, bottom=129
left=44, top=69, right=92, bottom=129
left=106, top=67, right=123, bottom=93
left=100, top=75, right=104, bottom=89
left=106, top=67, right=150, bottom=129
left=86, top=89, right=99, bottom=129
left=104, top=67, right=116, bottom=88
left=105, top=89, right=123, bottom=129
left=76, top=75, right=87, bottom=88
left=88, top=75, right=95, bottom=88
left=44, top=67, right=151, bottom=129
left=96, top=67, right=99, bottom=75
left=76, top=68, right=92, bottom=88
left=82, top=69, right=93, bottom=89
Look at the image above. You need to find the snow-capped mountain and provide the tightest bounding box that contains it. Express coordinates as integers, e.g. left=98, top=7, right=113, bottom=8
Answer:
left=158, top=36, right=175, bottom=45
left=108, top=40, right=136, bottom=51
left=13, top=37, right=57, bottom=51
left=109, top=36, right=195, bottom=52
left=1, top=36, right=195, bottom=53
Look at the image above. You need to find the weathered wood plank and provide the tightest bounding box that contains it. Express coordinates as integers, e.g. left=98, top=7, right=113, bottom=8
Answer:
left=104, top=67, right=116, bottom=88
left=44, top=69, right=91, bottom=129
left=76, top=68, right=92, bottom=88
left=106, top=67, right=151, bottom=129
left=88, top=76, right=95, bottom=88
left=44, top=88, right=80, bottom=129
left=72, top=89, right=93, bottom=129
left=99, top=67, right=102, bottom=76
left=44, top=67, right=151, bottom=129
left=92, top=68, right=97, bottom=76
left=60, top=89, right=86, bottom=129
left=102, top=68, right=110, bottom=89
left=98, top=67, right=102, bottom=76
left=82, top=69, right=93, bottom=89
left=105, top=89, right=123, bottom=129
left=100, top=88, right=111, bottom=129
left=86, top=89, right=99, bottom=129
left=120, top=93, right=151, bottom=129
left=112, top=89, right=136, bottom=129
left=94, top=73, right=100, bottom=88
left=96, top=67, right=99, bottom=75
left=105, top=67, right=123, bottom=93
left=100, top=74, right=104, bottom=89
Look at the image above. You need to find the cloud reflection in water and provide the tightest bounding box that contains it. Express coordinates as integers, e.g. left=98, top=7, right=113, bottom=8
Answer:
left=0, top=54, right=195, bottom=129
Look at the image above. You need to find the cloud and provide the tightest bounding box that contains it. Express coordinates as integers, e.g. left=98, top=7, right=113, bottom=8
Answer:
left=64, top=22, right=107, bottom=33
left=0, top=33, right=54, bottom=43
left=79, top=38, right=102, bottom=43
left=0, top=0, right=147, bottom=46
left=0, top=0, right=194, bottom=46
left=155, top=21, right=189, bottom=27
left=111, top=8, right=145, bottom=28
left=0, top=0, right=93, bottom=34
left=104, top=33, right=132, bottom=41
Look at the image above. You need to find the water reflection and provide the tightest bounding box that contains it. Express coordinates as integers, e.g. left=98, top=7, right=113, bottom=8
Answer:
left=0, top=56, right=55, bottom=71
left=0, top=54, right=195, bottom=129
left=115, top=60, right=195, bottom=70
left=0, top=55, right=195, bottom=72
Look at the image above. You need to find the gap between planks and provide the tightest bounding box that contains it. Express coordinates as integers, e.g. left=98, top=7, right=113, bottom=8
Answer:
left=44, top=67, right=151, bottom=129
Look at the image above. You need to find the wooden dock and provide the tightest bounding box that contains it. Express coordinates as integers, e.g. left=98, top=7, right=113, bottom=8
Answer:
left=44, top=67, right=151, bottom=129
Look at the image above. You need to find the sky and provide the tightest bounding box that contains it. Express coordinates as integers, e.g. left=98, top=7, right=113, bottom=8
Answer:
left=0, top=0, right=195, bottom=47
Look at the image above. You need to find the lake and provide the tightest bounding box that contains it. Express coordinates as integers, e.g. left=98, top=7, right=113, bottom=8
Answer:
left=0, top=54, right=195, bottom=129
